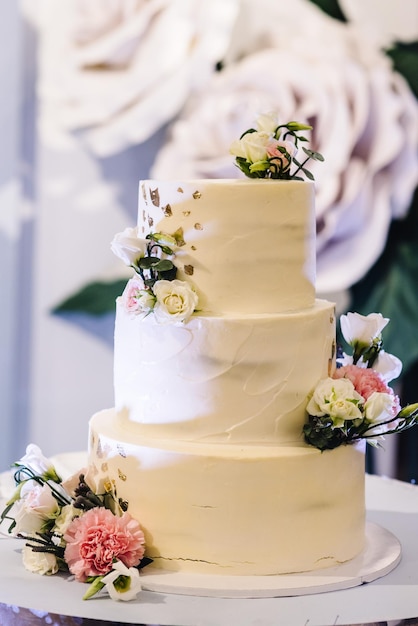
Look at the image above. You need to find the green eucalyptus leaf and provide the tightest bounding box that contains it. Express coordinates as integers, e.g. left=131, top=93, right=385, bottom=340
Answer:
left=154, top=259, right=174, bottom=272
left=303, top=147, right=324, bottom=162
left=249, top=160, right=270, bottom=173
left=301, top=168, right=315, bottom=180
left=385, top=41, right=418, bottom=98
left=52, top=280, right=126, bottom=316
left=139, top=256, right=160, bottom=269
left=308, top=0, right=347, bottom=22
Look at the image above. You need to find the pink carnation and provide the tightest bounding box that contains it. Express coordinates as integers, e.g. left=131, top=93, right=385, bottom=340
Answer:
left=64, top=508, right=145, bottom=581
left=334, top=365, right=400, bottom=415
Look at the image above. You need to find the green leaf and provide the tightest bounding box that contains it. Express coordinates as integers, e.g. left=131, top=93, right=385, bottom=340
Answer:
left=385, top=41, right=418, bottom=98
left=307, top=0, right=347, bottom=22
left=52, top=279, right=126, bottom=316
left=349, top=189, right=418, bottom=376
left=154, top=259, right=174, bottom=272
left=83, top=576, right=105, bottom=601
left=138, top=256, right=160, bottom=269
left=300, top=167, right=315, bottom=180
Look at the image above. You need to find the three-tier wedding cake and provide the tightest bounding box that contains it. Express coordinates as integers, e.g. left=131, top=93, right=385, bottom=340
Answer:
left=88, top=177, right=366, bottom=575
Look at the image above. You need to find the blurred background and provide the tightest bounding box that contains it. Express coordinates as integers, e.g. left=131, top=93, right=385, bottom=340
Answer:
left=0, top=0, right=417, bottom=477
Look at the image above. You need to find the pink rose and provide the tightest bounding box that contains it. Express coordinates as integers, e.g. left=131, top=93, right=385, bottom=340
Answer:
left=121, top=277, right=155, bottom=315
left=265, top=139, right=297, bottom=171
left=334, top=365, right=400, bottom=415
left=64, top=508, right=145, bottom=581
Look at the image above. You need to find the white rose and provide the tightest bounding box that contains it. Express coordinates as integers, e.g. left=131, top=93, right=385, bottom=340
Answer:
left=61, top=469, right=86, bottom=498
left=230, top=131, right=270, bottom=164
left=22, top=544, right=58, bottom=576
left=39, top=0, right=238, bottom=155
left=12, top=500, right=45, bottom=536
left=153, top=279, right=198, bottom=323
left=364, top=391, right=395, bottom=425
left=256, top=111, right=279, bottom=134
left=327, top=398, right=364, bottom=428
left=307, top=377, right=363, bottom=427
left=18, top=444, right=59, bottom=482
left=111, top=227, right=147, bottom=267
left=372, top=350, right=403, bottom=383
left=101, top=560, right=142, bottom=602
left=340, top=312, right=389, bottom=348
left=20, top=482, right=60, bottom=515
left=54, top=504, right=81, bottom=536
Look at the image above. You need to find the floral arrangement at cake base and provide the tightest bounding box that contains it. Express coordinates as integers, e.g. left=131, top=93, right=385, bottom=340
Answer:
left=304, top=312, right=418, bottom=451
left=0, top=445, right=151, bottom=602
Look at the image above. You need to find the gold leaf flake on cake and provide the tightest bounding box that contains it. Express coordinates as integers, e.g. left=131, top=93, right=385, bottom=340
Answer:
left=177, top=187, right=184, bottom=193
left=117, top=443, right=127, bottom=458
left=173, top=227, right=185, bottom=247
left=191, top=245, right=197, bottom=251
left=150, top=187, right=160, bottom=207
left=192, top=190, right=201, bottom=199
left=118, top=469, right=127, bottom=481
left=96, top=437, right=104, bottom=459
left=194, top=223, right=203, bottom=230
left=163, top=204, right=172, bottom=217
left=182, top=210, right=191, bottom=217
left=184, top=264, right=194, bottom=275
left=103, top=478, right=113, bottom=492
left=89, top=431, right=96, bottom=451
left=141, top=184, right=147, bottom=204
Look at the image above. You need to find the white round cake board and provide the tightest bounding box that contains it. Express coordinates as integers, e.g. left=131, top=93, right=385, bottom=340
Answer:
left=137, top=522, right=401, bottom=598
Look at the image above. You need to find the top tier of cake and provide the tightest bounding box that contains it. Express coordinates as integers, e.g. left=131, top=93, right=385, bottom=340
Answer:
left=138, top=179, right=316, bottom=314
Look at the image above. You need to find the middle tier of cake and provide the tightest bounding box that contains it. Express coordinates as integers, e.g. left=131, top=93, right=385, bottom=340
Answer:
left=114, top=299, right=335, bottom=444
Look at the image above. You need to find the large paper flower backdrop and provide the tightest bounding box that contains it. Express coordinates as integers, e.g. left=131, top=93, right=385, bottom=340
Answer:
left=151, top=0, right=418, bottom=294
left=39, top=0, right=239, bottom=155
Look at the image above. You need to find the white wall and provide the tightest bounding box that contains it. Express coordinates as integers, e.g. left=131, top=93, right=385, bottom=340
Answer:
left=0, top=1, right=24, bottom=467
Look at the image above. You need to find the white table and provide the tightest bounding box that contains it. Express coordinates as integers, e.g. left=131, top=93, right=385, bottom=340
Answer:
left=1, top=453, right=418, bottom=626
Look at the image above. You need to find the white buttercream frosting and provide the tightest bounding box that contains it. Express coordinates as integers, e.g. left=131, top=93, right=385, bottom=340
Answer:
left=89, top=410, right=366, bottom=575
left=138, top=179, right=316, bottom=314
left=89, top=178, right=366, bottom=577
left=114, top=300, right=336, bottom=443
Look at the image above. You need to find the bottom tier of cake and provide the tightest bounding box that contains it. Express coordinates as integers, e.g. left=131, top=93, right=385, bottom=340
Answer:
left=89, top=409, right=366, bottom=576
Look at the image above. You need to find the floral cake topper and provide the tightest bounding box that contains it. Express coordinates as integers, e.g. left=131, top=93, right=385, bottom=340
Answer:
left=304, top=312, right=418, bottom=451
left=0, top=445, right=151, bottom=601
left=111, top=227, right=198, bottom=323
left=230, top=111, right=324, bottom=180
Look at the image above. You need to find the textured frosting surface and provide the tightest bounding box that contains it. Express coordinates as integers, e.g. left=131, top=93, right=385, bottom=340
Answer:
left=114, top=299, right=336, bottom=443
left=138, top=179, right=316, bottom=314
left=89, top=409, right=366, bottom=576
left=88, top=178, right=366, bottom=577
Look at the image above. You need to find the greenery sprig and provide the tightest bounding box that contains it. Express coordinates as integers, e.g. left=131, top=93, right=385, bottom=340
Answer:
left=230, top=115, right=324, bottom=180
